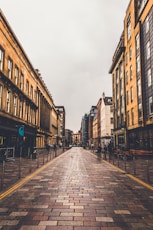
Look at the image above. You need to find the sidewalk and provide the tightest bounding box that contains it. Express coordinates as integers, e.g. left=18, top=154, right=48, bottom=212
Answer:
left=0, top=147, right=153, bottom=229
left=1, top=147, right=153, bottom=194
left=91, top=149, right=153, bottom=186
left=0, top=147, right=65, bottom=192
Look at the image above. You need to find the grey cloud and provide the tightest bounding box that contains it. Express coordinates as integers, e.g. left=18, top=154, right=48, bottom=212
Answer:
left=1, top=0, right=129, bottom=132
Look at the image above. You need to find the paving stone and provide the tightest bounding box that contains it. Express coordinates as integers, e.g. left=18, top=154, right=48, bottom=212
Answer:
left=114, top=210, right=131, bottom=214
left=39, top=220, right=57, bottom=226
left=0, top=220, right=19, bottom=225
left=58, top=220, right=83, bottom=226
left=0, top=148, right=153, bottom=229
left=20, top=226, right=46, bottom=230
left=0, top=208, right=8, bottom=212
left=96, top=217, right=114, bottom=222
left=10, top=212, right=28, bottom=216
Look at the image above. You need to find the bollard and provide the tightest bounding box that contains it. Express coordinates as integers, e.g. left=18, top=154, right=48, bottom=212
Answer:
left=146, top=159, right=150, bottom=182
left=18, top=146, right=22, bottom=179
left=124, top=154, right=127, bottom=171
left=29, top=148, right=32, bottom=173
left=29, top=153, right=32, bottom=173
left=112, top=153, right=114, bottom=165
left=43, top=151, right=45, bottom=165
left=50, top=148, right=51, bottom=161
left=0, top=161, right=5, bottom=190
left=37, top=151, right=39, bottom=168
left=117, top=153, right=120, bottom=167
left=47, top=150, right=49, bottom=162
left=133, top=153, right=136, bottom=175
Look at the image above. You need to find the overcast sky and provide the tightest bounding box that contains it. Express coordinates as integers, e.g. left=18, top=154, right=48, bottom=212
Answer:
left=1, top=0, right=129, bottom=132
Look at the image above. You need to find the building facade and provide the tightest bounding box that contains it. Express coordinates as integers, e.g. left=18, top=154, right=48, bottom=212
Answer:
left=88, top=106, right=97, bottom=147
left=0, top=9, right=62, bottom=156
left=65, top=129, right=73, bottom=147
left=81, top=114, right=88, bottom=147
left=109, top=33, right=126, bottom=149
left=55, top=106, right=65, bottom=146
left=109, top=0, right=153, bottom=150
left=72, top=131, right=81, bottom=146
left=100, top=93, right=113, bottom=149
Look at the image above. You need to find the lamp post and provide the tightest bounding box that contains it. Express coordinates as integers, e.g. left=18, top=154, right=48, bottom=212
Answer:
left=17, top=125, right=24, bottom=179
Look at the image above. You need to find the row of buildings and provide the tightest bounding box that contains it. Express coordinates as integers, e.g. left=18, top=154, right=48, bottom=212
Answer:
left=109, top=0, right=153, bottom=151
left=81, top=93, right=113, bottom=150
left=1, top=0, right=153, bottom=154
left=80, top=0, right=153, bottom=151
left=0, top=9, right=65, bottom=156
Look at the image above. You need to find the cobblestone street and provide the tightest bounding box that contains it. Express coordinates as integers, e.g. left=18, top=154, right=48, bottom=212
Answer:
left=0, top=147, right=153, bottom=229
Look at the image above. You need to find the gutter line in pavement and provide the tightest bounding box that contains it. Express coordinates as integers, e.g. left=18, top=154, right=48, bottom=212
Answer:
left=103, top=159, right=153, bottom=191
left=89, top=151, right=153, bottom=191
left=0, top=152, right=67, bottom=200
left=1, top=150, right=153, bottom=201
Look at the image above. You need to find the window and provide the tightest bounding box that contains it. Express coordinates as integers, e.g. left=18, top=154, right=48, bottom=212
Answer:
left=14, top=66, right=19, bottom=85
left=146, top=41, right=150, bottom=59
left=149, top=96, right=153, bottom=115
left=26, top=80, right=29, bottom=95
left=6, top=90, right=11, bottom=112
left=138, top=103, right=142, bottom=117
left=127, top=111, right=130, bottom=126
left=120, top=78, right=123, bottom=91
left=121, top=95, right=124, bottom=109
left=30, top=86, right=33, bottom=99
left=8, top=58, right=13, bottom=79
left=125, top=71, right=128, bottom=84
left=0, top=47, right=4, bottom=71
left=136, top=33, right=140, bottom=50
left=137, top=79, right=141, bottom=96
left=19, top=101, right=23, bottom=119
left=116, top=84, right=118, bottom=97
left=126, top=91, right=129, bottom=105
left=110, top=105, right=113, bottom=113
left=127, top=15, right=131, bottom=41
left=148, top=68, right=152, bottom=87
left=130, top=87, right=133, bottom=102
left=120, top=95, right=123, bottom=107
left=145, top=16, right=149, bottom=33
left=13, top=95, right=17, bottom=116
left=20, top=73, right=24, bottom=90
left=0, top=85, right=2, bottom=108
left=34, top=90, right=37, bottom=104
left=33, top=110, right=36, bottom=125
left=129, top=46, right=132, bottom=60
left=125, top=53, right=128, bottom=65
left=130, top=65, right=132, bottom=80
left=131, top=108, right=134, bottom=125
left=29, top=108, right=32, bottom=123
left=121, top=114, right=124, bottom=126
left=116, top=68, right=119, bottom=82
left=136, top=55, right=140, bottom=72
left=25, top=104, right=28, bottom=121
left=120, top=62, right=123, bottom=77
left=110, top=117, right=113, bottom=124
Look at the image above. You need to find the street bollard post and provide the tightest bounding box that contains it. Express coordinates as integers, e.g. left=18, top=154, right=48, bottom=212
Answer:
left=146, top=159, right=150, bottom=182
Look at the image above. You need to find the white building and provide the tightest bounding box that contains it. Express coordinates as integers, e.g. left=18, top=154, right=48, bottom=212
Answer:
left=100, top=93, right=113, bottom=149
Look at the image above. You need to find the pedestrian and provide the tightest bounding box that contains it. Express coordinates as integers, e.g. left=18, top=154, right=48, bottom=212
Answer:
left=91, top=143, right=94, bottom=152
left=104, top=144, right=107, bottom=160
left=97, top=145, right=101, bottom=160
left=108, top=142, right=113, bottom=160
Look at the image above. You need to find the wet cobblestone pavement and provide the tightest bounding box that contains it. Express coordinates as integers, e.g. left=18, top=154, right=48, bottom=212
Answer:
left=0, top=147, right=153, bottom=229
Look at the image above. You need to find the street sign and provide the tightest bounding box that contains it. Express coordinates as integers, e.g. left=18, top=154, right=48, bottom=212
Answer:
left=18, top=126, right=24, bottom=137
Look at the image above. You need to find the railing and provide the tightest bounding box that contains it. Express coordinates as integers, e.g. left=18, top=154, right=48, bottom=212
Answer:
left=93, top=148, right=153, bottom=186
left=0, top=146, right=66, bottom=192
